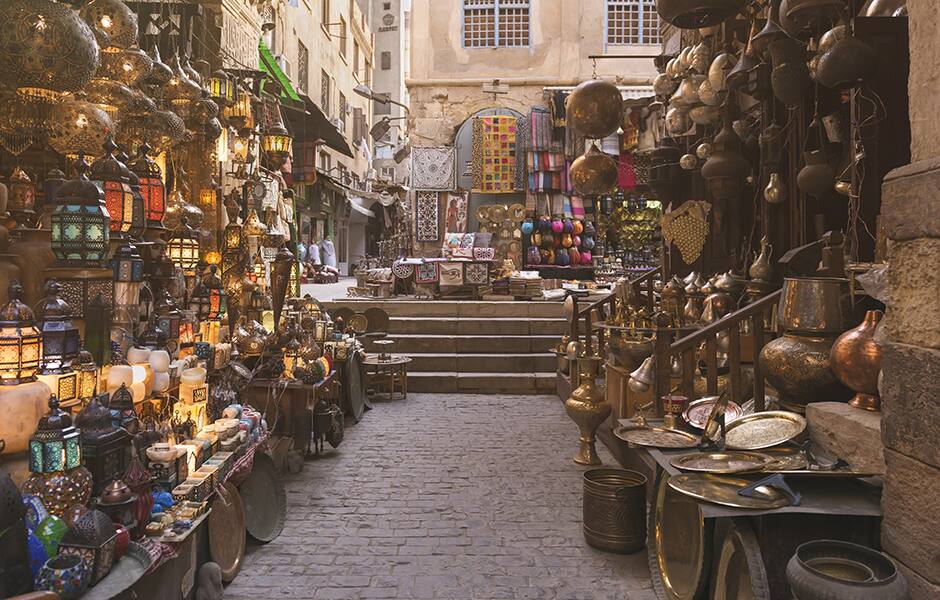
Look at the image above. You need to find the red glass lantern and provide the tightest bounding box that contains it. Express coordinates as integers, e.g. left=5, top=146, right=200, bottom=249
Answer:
left=90, top=136, right=135, bottom=237
left=129, top=143, right=165, bottom=229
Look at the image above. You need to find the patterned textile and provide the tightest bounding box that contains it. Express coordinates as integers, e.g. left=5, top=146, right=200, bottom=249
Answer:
left=416, top=262, right=438, bottom=283
left=444, top=191, right=469, bottom=233
left=392, top=261, right=415, bottom=279
left=439, top=262, right=464, bottom=286
left=551, top=91, right=568, bottom=128
left=619, top=152, right=637, bottom=189
left=411, top=146, right=456, bottom=190
left=570, top=196, right=586, bottom=219
left=515, top=115, right=529, bottom=192
left=472, top=116, right=517, bottom=193
left=465, top=262, right=489, bottom=285
left=473, top=247, right=496, bottom=261
left=415, top=191, right=441, bottom=241
left=473, top=232, right=493, bottom=248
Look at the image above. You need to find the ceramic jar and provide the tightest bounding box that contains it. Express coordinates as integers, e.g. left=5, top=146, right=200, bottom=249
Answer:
left=564, top=356, right=611, bottom=466
left=35, top=554, right=91, bottom=600
left=830, top=310, right=883, bottom=411
left=786, top=540, right=908, bottom=600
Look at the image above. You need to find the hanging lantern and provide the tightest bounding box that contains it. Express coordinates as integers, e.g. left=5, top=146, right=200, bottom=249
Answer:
left=74, top=393, right=130, bottom=495
left=8, top=167, right=36, bottom=221
left=231, top=133, right=253, bottom=164
left=270, top=245, right=295, bottom=331
left=112, top=242, right=143, bottom=330
left=50, top=161, right=111, bottom=267
left=90, top=137, right=135, bottom=237
left=0, top=0, right=100, bottom=102
left=224, top=86, right=254, bottom=131
left=204, top=248, right=222, bottom=267
left=262, top=123, right=293, bottom=168
left=121, top=159, right=147, bottom=240
left=566, top=79, right=623, bottom=139
left=79, top=0, right=138, bottom=50
left=154, top=289, right=182, bottom=344
left=205, top=265, right=227, bottom=320
left=47, top=100, right=114, bottom=160
left=701, top=116, right=751, bottom=200
left=208, top=70, right=234, bottom=106
left=38, top=281, right=81, bottom=375
left=189, top=282, right=211, bottom=322
left=0, top=281, right=43, bottom=385
left=129, top=143, right=165, bottom=229
left=166, top=217, right=200, bottom=273
left=569, top=144, right=618, bottom=196
left=98, top=47, right=153, bottom=87
left=656, top=0, right=746, bottom=29
left=164, top=54, right=203, bottom=119
left=224, top=220, right=243, bottom=253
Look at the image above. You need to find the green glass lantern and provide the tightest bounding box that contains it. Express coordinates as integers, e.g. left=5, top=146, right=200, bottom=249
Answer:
left=39, top=280, right=82, bottom=375
left=28, top=396, right=82, bottom=474
left=0, top=281, right=43, bottom=385
left=50, top=160, right=111, bottom=266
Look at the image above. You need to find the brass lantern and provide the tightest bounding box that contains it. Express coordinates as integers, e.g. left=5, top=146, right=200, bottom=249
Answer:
left=224, top=85, right=254, bottom=131
left=79, top=0, right=139, bottom=50
left=90, top=137, right=135, bottom=238
left=167, top=217, right=201, bottom=273
left=0, top=281, right=43, bottom=385
left=208, top=70, right=234, bottom=106
left=8, top=167, right=36, bottom=222
left=75, top=349, right=98, bottom=401
left=569, top=144, right=619, bottom=196
left=112, top=242, right=143, bottom=330
left=566, top=79, right=624, bottom=139
left=38, top=281, right=81, bottom=375
left=49, top=162, right=111, bottom=266
left=262, top=123, right=293, bottom=168
left=129, top=143, right=166, bottom=229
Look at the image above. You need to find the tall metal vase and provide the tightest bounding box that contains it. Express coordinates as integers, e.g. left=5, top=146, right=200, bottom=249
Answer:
left=565, top=355, right=610, bottom=466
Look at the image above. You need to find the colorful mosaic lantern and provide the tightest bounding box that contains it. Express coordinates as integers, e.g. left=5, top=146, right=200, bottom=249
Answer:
left=128, top=143, right=166, bottom=229
left=75, top=393, right=130, bottom=495
left=120, top=152, right=147, bottom=240
left=58, top=509, right=117, bottom=586
left=0, top=281, right=43, bottom=385
left=90, top=137, right=135, bottom=238
left=50, top=161, right=111, bottom=266
left=39, top=281, right=82, bottom=375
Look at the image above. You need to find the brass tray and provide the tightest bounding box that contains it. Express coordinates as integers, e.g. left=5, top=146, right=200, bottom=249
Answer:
left=614, top=425, right=700, bottom=449
left=667, top=473, right=791, bottom=509
left=670, top=452, right=773, bottom=474
left=760, top=447, right=809, bottom=471
left=724, top=411, right=807, bottom=450
left=508, top=203, right=526, bottom=221
left=683, top=397, right=743, bottom=430
left=240, top=452, right=287, bottom=543
left=347, top=313, right=369, bottom=335
left=209, top=482, right=246, bottom=583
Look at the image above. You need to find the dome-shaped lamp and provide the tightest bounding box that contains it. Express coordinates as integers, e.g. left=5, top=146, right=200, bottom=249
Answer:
left=79, top=0, right=138, bottom=51
left=566, top=79, right=623, bottom=139
left=47, top=100, right=114, bottom=160
left=569, top=144, right=618, bottom=196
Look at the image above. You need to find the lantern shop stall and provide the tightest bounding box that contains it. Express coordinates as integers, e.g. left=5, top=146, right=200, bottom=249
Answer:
left=555, top=2, right=915, bottom=599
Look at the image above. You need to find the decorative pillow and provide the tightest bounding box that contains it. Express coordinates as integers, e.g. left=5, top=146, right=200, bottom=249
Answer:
left=439, top=262, right=464, bottom=286
left=452, top=247, right=474, bottom=259
left=443, top=231, right=463, bottom=250
left=473, top=232, right=493, bottom=248
left=473, top=247, right=496, bottom=260
left=459, top=232, right=476, bottom=249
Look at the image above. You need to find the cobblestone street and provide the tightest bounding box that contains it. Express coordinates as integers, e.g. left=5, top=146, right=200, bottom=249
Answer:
left=226, top=393, right=655, bottom=600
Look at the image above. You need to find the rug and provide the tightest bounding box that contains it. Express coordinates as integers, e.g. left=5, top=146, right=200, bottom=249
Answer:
left=444, top=191, right=469, bottom=233
left=411, top=146, right=457, bottom=190
left=472, top=116, right=517, bottom=193
left=416, top=262, right=438, bottom=284
left=415, top=191, right=441, bottom=242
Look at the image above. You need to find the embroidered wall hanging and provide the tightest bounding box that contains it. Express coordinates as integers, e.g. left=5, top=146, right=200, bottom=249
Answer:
left=416, top=262, right=438, bottom=283
left=415, top=191, right=441, bottom=242
left=662, top=200, right=711, bottom=264
left=444, top=191, right=469, bottom=233
left=465, top=262, right=489, bottom=285
left=439, top=262, right=464, bottom=286
left=411, top=146, right=457, bottom=190
left=471, top=116, right=517, bottom=193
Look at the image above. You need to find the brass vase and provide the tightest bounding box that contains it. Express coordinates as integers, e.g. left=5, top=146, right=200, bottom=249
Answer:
left=759, top=334, right=851, bottom=412
left=830, top=310, right=883, bottom=411
left=565, top=355, right=611, bottom=466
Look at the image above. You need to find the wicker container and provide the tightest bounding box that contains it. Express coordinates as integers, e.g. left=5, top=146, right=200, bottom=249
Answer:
left=582, top=468, right=647, bottom=554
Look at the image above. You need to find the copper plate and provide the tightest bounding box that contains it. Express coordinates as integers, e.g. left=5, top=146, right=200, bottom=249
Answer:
left=615, top=425, right=700, bottom=448
left=208, top=482, right=246, bottom=583
left=475, top=206, right=490, bottom=222
left=683, top=397, right=743, bottom=430
left=508, top=203, right=526, bottom=221
left=240, top=452, right=286, bottom=543
left=347, top=313, right=369, bottom=334
left=667, top=473, right=791, bottom=509
left=724, top=411, right=807, bottom=450
left=670, top=452, right=773, bottom=474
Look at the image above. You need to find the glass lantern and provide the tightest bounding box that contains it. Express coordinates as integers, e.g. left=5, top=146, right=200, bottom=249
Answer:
left=8, top=167, right=36, bottom=221
left=154, top=288, right=182, bottom=343
left=224, top=85, right=254, bottom=131
left=90, top=137, right=135, bottom=238
left=129, top=143, right=166, bottom=229
left=230, top=134, right=252, bottom=164
left=112, top=242, right=144, bottom=330
left=123, top=162, right=147, bottom=240
left=75, top=393, right=130, bottom=495
left=50, top=162, right=111, bottom=266
left=28, top=396, right=82, bottom=474
left=39, top=280, right=82, bottom=375
left=208, top=70, right=233, bottom=105
left=283, top=337, right=301, bottom=379
left=188, top=281, right=211, bottom=321
left=167, top=217, right=200, bottom=273
left=75, top=349, right=98, bottom=401
left=224, top=220, right=243, bottom=252
left=107, top=383, right=138, bottom=432
left=0, top=281, right=43, bottom=385
left=261, top=123, right=293, bottom=168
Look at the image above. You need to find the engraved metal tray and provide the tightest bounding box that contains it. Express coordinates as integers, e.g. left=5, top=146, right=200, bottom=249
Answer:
left=667, top=473, right=792, bottom=509
left=670, top=452, right=774, bottom=474
left=724, top=411, right=807, bottom=450
left=614, top=425, right=700, bottom=448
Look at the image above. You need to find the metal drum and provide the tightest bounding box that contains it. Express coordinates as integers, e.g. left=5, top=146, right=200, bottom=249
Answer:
left=582, top=468, right=647, bottom=554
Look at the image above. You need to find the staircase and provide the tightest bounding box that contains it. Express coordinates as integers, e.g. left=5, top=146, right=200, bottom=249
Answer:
left=323, top=299, right=566, bottom=394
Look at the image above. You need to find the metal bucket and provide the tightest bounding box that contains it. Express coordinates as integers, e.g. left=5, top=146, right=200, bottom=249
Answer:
left=582, top=468, right=647, bottom=554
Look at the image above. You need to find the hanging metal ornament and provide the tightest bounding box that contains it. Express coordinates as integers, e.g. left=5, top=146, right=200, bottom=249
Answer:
left=654, top=73, right=679, bottom=96
left=698, top=78, right=720, bottom=106
left=764, top=172, right=787, bottom=203
left=781, top=0, right=845, bottom=39
left=691, top=42, right=712, bottom=74
left=689, top=104, right=720, bottom=125
left=680, top=154, right=698, bottom=170
left=656, top=0, right=747, bottom=29
left=818, top=24, right=848, bottom=54
left=751, top=0, right=789, bottom=59
left=696, top=142, right=713, bottom=159
left=47, top=99, right=114, bottom=159
left=678, top=46, right=694, bottom=71
left=569, top=144, right=619, bottom=196
left=80, top=0, right=139, bottom=51
left=816, top=35, right=878, bottom=89
left=662, top=200, right=712, bottom=264
left=701, top=115, right=751, bottom=200
left=566, top=79, right=624, bottom=138
left=666, top=107, right=694, bottom=136
left=769, top=36, right=811, bottom=107
left=797, top=119, right=836, bottom=197
left=709, top=47, right=738, bottom=93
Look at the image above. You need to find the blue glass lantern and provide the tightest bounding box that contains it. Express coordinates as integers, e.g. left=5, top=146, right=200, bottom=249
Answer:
left=50, top=161, right=111, bottom=266
left=28, top=396, right=82, bottom=474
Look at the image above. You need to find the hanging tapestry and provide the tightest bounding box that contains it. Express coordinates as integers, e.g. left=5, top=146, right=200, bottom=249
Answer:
left=515, top=115, right=529, bottom=192
left=439, top=262, right=464, bottom=286
left=415, top=191, right=441, bottom=242
left=416, top=262, right=438, bottom=284
left=618, top=152, right=636, bottom=189
left=411, top=146, right=457, bottom=190
left=444, top=191, right=469, bottom=233
left=471, top=116, right=517, bottom=193
left=465, top=262, right=489, bottom=285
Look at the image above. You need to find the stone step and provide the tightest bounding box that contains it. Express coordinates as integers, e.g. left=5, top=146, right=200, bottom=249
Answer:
left=325, top=299, right=565, bottom=319
left=406, top=371, right=558, bottom=394
left=364, top=334, right=559, bottom=354
left=389, top=317, right=567, bottom=336
left=404, top=352, right=556, bottom=373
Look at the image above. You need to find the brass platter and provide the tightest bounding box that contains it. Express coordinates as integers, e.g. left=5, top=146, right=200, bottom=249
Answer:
left=347, top=313, right=369, bottom=335
left=683, top=396, right=743, bottom=430
left=475, top=206, right=490, bottom=222
left=208, top=482, right=246, bottom=582
left=760, top=447, right=808, bottom=471
left=615, top=425, right=700, bottom=449
left=650, top=471, right=711, bottom=600
left=508, top=203, right=526, bottom=221
left=670, top=452, right=773, bottom=474
left=724, top=411, right=807, bottom=450
left=667, top=473, right=791, bottom=509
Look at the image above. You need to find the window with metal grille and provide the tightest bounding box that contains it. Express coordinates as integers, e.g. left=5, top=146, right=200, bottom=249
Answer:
left=298, top=41, right=309, bottom=94
left=321, top=69, right=332, bottom=115
left=606, top=0, right=660, bottom=45
left=462, top=0, right=530, bottom=48
left=339, top=17, right=347, bottom=57
left=339, top=92, right=348, bottom=132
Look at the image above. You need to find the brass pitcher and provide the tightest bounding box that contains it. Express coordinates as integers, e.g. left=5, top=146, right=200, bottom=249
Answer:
left=749, top=235, right=774, bottom=283
left=565, top=355, right=611, bottom=466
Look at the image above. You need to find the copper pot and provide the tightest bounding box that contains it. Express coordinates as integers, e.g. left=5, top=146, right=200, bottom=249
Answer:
left=611, top=335, right=654, bottom=372
left=830, top=310, right=883, bottom=411
left=779, top=277, right=851, bottom=334
left=817, top=36, right=878, bottom=90
left=759, top=333, right=851, bottom=412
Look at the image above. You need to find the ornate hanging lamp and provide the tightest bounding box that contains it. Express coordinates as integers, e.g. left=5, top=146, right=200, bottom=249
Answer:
left=0, top=281, right=43, bottom=385
left=566, top=79, right=623, bottom=139
left=701, top=113, right=751, bottom=200
left=656, top=0, right=747, bottom=29
left=569, top=144, right=618, bottom=196
left=166, top=217, right=201, bottom=274
left=38, top=281, right=81, bottom=375
left=79, top=0, right=138, bottom=50
left=129, top=143, right=166, bottom=230
left=111, top=241, right=144, bottom=331
left=90, top=137, right=136, bottom=239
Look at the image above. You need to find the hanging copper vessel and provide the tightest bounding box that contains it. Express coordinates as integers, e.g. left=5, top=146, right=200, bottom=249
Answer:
left=726, top=26, right=759, bottom=90
left=797, top=150, right=835, bottom=197
left=830, top=310, right=883, bottom=411
left=701, top=116, right=750, bottom=200
left=270, top=245, right=295, bottom=331
left=564, top=355, right=610, bottom=465
left=770, top=37, right=811, bottom=107
left=764, top=172, right=787, bottom=204
left=752, top=0, right=788, bottom=58
left=708, top=48, right=737, bottom=93
left=781, top=0, right=846, bottom=38
left=656, top=0, right=747, bottom=29
left=569, top=144, right=619, bottom=196
left=566, top=79, right=623, bottom=139
left=816, top=36, right=878, bottom=90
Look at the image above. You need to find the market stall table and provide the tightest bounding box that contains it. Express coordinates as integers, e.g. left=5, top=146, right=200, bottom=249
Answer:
left=363, top=355, right=411, bottom=401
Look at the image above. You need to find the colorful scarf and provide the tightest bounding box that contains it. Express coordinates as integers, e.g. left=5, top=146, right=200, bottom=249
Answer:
left=472, top=116, right=517, bottom=194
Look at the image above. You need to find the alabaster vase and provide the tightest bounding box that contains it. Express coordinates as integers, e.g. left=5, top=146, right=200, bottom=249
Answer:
left=0, top=380, right=53, bottom=453
left=564, top=356, right=611, bottom=466
left=759, top=333, right=851, bottom=412
left=830, top=310, right=883, bottom=411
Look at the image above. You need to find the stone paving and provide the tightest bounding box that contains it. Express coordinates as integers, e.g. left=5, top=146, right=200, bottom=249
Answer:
left=226, top=393, right=656, bottom=600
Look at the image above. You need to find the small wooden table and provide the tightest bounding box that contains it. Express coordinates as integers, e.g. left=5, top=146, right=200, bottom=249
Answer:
left=363, top=355, right=411, bottom=401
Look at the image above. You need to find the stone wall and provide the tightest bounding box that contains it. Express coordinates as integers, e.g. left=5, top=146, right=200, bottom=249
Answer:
left=879, top=2, right=940, bottom=597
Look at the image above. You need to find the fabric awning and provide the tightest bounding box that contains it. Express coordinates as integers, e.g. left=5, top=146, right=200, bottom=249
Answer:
left=283, top=95, right=354, bottom=158
left=348, top=197, right=375, bottom=223
left=258, top=40, right=302, bottom=107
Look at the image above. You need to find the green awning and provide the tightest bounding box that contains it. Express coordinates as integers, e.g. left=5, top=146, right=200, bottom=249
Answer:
left=259, top=39, right=302, bottom=106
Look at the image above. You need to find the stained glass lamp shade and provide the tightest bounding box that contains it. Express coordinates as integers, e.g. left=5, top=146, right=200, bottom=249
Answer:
left=129, top=143, right=166, bottom=228
left=208, top=70, right=233, bottom=105
left=122, top=162, right=147, bottom=240
left=224, top=221, right=243, bottom=252
left=188, top=282, right=211, bottom=321
left=204, top=265, right=227, bottom=320
left=90, top=137, right=135, bottom=237
left=28, top=396, right=82, bottom=474
left=39, top=281, right=81, bottom=375
left=262, top=123, right=293, bottom=168
left=50, top=163, right=111, bottom=266
left=0, top=282, right=42, bottom=385
left=224, top=86, right=254, bottom=131
left=167, top=217, right=200, bottom=272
